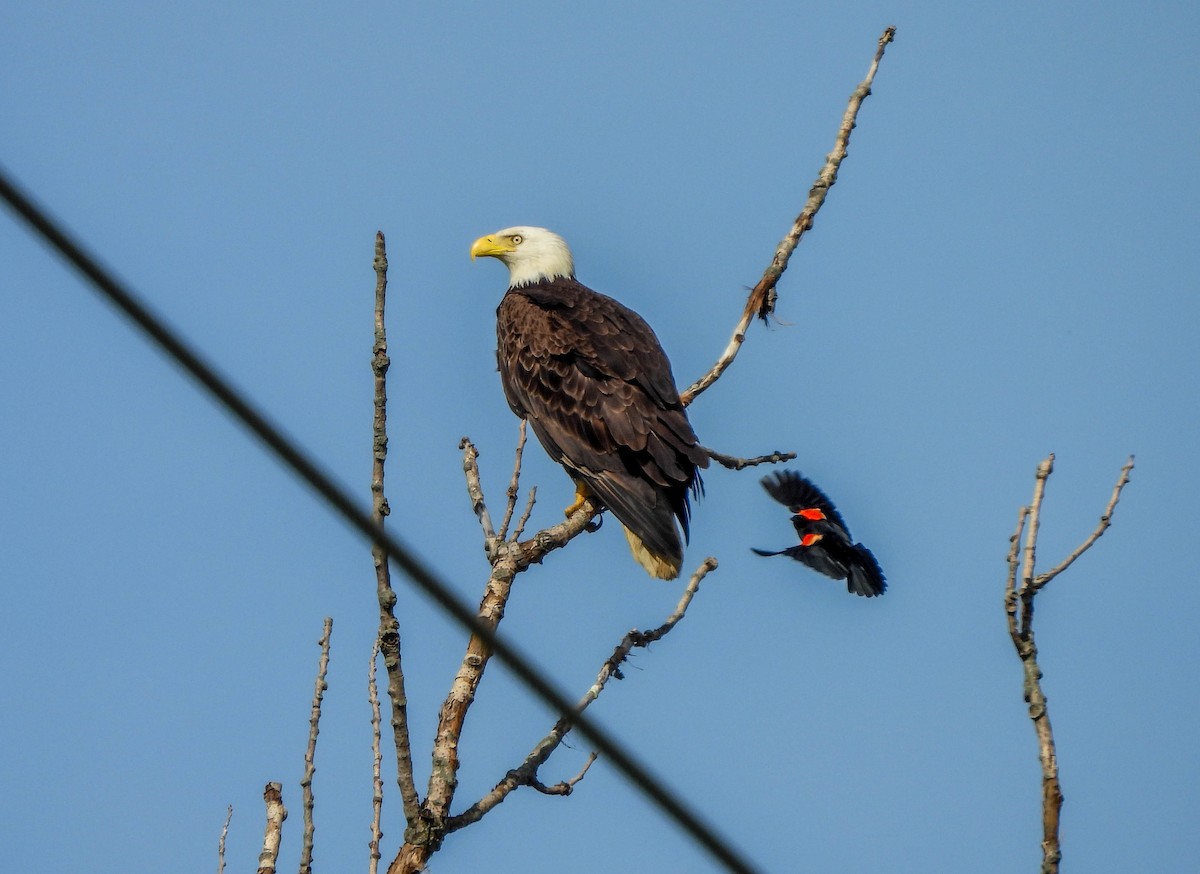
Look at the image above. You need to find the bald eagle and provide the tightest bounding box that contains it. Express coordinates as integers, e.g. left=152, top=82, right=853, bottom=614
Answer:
left=470, top=227, right=708, bottom=579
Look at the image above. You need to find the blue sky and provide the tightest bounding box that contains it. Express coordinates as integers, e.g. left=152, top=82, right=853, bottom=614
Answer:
left=2, top=3, right=1197, bottom=872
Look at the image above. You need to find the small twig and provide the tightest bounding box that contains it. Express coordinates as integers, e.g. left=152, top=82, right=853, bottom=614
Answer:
left=1004, top=506, right=1030, bottom=641
left=1019, top=454, right=1055, bottom=636
left=1034, top=455, right=1135, bottom=590
left=512, top=486, right=537, bottom=542
left=498, top=420, right=528, bottom=540
left=1005, top=454, right=1134, bottom=874
left=217, top=805, right=232, bottom=874
left=461, top=437, right=498, bottom=551
left=368, top=637, right=383, bottom=874
left=369, top=231, right=421, bottom=824
left=447, top=557, right=718, bottom=832
left=705, top=447, right=797, bottom=471
left=622, top=556, right=716, bottom=648
left=528, top=753, right=598, bottom=796
left=257, top=783, right=287, bottom=874
left=681, top=25, right=896, bottom=406
left=299, top=618, right=332, bottom=874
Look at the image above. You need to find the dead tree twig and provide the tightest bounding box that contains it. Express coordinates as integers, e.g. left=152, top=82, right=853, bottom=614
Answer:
left=368, top=636, right=384, bottom=874
left=1004, top=454, right=1134, bottom=874
left=369, top=231, right=422, bottom=826
left=217, top=805, right=232, bottom=874
left=682, top=25, right=897, bottom=406
left=447, top=557, right=718, bottom=831
left=299, top=617, right=332, bottom=874
left=705, top=447, right=797, bottom=470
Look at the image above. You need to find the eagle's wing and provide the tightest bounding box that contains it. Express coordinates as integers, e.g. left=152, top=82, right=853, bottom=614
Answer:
left=498, top=279, right=707, bottom=567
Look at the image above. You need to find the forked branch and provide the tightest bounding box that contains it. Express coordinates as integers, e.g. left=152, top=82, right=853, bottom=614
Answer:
left=447, top=557, right=719, bottom=831
left=1004, top=454, right=1134, bottom=874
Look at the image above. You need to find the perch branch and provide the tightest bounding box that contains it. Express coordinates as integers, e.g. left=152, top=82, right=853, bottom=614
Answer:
left=448, top=557, right=718, bottom=831
left=681, top=25, right=896, bottom=406
left=299, top=617, right=332, bottom=874
left=369, top=231, right=422, bottom=824
left=1005, top=454, right=1134, bottom=874
left=256, top=783, right=287, bottom=874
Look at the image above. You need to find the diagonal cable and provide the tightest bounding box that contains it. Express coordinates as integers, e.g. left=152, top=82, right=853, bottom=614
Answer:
left=0, top=166, right=761, bottom=874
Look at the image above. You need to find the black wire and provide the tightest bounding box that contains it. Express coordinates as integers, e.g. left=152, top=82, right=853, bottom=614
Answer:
left=0, top=166, right=762, bottom=874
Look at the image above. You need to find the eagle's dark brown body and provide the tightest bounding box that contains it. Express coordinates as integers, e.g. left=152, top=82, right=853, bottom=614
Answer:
left=496, top=276, right=707, bottom=577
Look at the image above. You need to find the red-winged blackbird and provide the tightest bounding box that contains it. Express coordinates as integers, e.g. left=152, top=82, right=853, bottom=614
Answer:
left=752, top=470, right=886, bottom=597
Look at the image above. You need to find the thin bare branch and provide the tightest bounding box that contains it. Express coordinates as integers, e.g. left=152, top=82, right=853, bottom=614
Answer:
left=461, top=437, right=497, bottom=549
left=448, top=557, right=718, bottom=831
left=1035, top=455, right=1135, bottom=590
left=528, top=753, right=598, bottom=796
left=368, top=637, right=384, bottom=874
left=257, top=783, right=287, bottom=874
left=1005, top=454, right=1134, bottom=874
left=217, top=805, right=232, bottom=874
left=1019, top=454, right=1055, bottom=637
left=498, top=420, right=528, bottom=540
left=1004, top=506, right=1029, bottom=644
left=299, top=618, right=332, bottom=874
left=681, top=26, right=896, bottom=406
left=512, top=485, right=537, bottom=542
left=369, top=231, right=421, bottom=823
left=705, top=447, right=797, bottom=471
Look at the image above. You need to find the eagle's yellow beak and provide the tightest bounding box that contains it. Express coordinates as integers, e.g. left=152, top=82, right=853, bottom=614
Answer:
left=470, top=235, right=513, bottom=261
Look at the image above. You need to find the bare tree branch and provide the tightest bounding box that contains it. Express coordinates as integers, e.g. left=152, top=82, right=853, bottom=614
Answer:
left=368, top=636, right=384, bottom=874
left=1004, top=454, right=1135, bottom=874
left=299, top=617, right=333, bottom=874
left=257, top=783, right=287, bottom=874
left=498, top=419, right=528, bottom=541
left=681, top=25, right=897, bottom=406
left=448, top=557, right=718, bottom=831
left=461, top=436, right=497, bottom=550
left=217, top=805, right=232, bottom=874
left=705, top=447, right=797, bottom=471
left=369, top=231, right=422, bottom=824
left=1034, top=455, right=1135, bottom=591
left=528, top=753, right=598, bottom=796
left=511, top=484, right=537, bottom=542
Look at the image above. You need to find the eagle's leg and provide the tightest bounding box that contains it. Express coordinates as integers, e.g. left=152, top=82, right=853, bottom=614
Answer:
left=564, top=481, right=591, bottom=517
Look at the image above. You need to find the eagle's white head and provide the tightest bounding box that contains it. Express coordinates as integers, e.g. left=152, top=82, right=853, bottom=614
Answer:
left=470, top=226, right=575, bottom=287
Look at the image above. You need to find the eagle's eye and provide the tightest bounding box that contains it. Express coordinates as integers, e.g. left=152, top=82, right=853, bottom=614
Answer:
left=510, top=234, right=523, bottom=245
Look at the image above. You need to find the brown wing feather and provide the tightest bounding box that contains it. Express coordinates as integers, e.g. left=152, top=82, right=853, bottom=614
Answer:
left=497, top=278, right=707, bottom=566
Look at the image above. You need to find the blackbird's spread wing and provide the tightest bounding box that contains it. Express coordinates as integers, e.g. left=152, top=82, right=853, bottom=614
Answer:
left=759, top=470, right=852, bottom=536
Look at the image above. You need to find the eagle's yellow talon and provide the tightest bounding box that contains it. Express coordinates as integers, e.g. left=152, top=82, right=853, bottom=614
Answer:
left=563, top=484, right=590, bottom=517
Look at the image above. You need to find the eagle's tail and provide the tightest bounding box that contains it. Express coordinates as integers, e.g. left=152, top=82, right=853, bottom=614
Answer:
left=622, top=526, right=682, bottom=580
